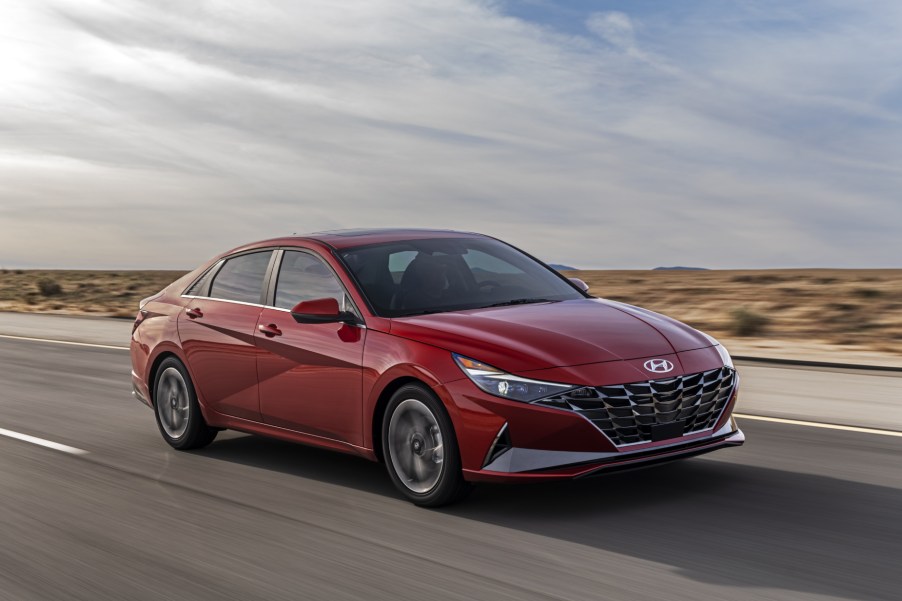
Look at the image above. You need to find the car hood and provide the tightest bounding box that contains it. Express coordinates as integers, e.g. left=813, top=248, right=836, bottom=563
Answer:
left=389, top=298, right=715, bottom=374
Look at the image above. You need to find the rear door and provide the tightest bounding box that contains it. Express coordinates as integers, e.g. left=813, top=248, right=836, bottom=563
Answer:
left=255, top=249, right=366, bottom=445
left=178, top=250, right=275, bottom=422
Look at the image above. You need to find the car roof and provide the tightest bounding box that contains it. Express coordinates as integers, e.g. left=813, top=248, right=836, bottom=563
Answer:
left=240, top=228, right=488, bottom=252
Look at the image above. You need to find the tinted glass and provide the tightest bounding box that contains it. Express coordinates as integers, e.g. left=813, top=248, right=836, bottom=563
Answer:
left=274, top=251, right=348, bottom=310
left=340, top=238, right=584, bottom=317
left=184, top=262, right=220, bottom=296
left=208, top=251, right=272, bottom=304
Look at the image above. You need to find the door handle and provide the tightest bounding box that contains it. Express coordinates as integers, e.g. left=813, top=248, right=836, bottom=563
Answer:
left=258, top=323, right=282, bottom=337
left=186, top=308, right=203, bottom=319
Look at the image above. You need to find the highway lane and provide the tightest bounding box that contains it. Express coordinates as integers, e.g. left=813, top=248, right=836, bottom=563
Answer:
left=5, top=311, right=902, bottom=430
left=0, top=338, right=901, bottom=601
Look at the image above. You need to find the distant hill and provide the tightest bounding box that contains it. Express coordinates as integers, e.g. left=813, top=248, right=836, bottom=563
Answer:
left=653, top=266, right=709, bottom=271
left=549, top=263, right=577, bottom=271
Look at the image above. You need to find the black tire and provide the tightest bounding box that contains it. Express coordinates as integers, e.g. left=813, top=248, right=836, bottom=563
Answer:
left=152, top=357, right=218, bottom=450
left=382, top=384, right=472, bottom=507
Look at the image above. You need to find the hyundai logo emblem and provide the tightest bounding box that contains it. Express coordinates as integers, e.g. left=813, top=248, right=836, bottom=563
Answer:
left=644, top=359, right=674, bottom=373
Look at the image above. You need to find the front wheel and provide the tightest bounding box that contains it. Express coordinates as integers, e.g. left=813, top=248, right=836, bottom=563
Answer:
left=153, top=357, right=218, bottom=450
left=382, top=384, right=472, bottom=507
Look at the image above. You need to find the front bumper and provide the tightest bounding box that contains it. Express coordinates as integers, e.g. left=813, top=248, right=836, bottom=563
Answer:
left=441, top=356, right=744, bottom=481
left=462, top=421, right=744, bottom=482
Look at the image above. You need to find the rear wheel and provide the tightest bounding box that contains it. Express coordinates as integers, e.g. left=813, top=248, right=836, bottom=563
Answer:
left=382, top=384, right=471, bottom=507
left=153, top=357, right=217, bottom=450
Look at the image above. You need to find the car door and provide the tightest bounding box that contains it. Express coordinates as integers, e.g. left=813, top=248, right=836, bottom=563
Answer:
left=255, top=249, right=366, bottom=445
left=178, top=250, right=275, bottom=422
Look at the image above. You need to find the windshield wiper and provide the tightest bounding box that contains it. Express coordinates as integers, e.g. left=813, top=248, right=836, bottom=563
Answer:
left=484, top=298, right=558, bottom=308
left=397, top=308, right=450, bottom=317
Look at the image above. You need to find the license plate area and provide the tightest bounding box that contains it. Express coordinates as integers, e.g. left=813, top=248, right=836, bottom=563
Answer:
left=651, top=420, right=685, bottom=442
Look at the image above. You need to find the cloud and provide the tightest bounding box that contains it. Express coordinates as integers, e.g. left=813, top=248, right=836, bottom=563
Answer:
left=586, top=12, right=635, bottom=49
left=0, top=0, right=900, bottom=269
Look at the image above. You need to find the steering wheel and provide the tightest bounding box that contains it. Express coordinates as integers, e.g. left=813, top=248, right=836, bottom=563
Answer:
left=477, top=280, right=503, bottom=293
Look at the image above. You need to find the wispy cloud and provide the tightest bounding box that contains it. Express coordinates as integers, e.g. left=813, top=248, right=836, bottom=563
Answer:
left=0, top=0, right=900, bottom=268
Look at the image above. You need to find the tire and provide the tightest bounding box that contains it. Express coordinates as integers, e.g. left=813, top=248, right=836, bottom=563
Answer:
left=152, top=357, right=218, bottom=450
left=382, top=384, right=472, bottom=507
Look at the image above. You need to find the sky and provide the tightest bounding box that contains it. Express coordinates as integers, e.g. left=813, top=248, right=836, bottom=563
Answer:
left=1, top=0, right=901, bottom=269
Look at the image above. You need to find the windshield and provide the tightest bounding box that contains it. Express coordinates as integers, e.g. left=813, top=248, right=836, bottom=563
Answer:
left=339, top=237, right=586, bottom=317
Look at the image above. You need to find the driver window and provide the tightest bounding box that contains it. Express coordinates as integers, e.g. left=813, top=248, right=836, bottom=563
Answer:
left=274, top=251, right=351, bottom=312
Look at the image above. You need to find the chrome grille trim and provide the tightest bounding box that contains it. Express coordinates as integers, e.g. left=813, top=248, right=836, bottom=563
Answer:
left=534, top=367, right=736, bottom=447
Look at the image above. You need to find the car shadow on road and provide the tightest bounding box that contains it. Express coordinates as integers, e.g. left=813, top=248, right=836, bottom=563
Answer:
left=451, top=456, right=902, bottom=601
left=201, top=432, right=901, bottom=601
left=200, top=432, right=398, bottom=496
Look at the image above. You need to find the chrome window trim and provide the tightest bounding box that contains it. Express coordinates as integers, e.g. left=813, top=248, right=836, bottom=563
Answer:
left=180, top=295, right=266, bottom=309
left=180, top=296, right=367, bottom=329
left=183, top=245, right=366, bottom=325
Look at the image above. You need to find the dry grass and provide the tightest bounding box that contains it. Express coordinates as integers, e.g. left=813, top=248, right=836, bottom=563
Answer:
left=0, top=270, right=186, bottom=318
left=1, top=268, right=900, bottom=355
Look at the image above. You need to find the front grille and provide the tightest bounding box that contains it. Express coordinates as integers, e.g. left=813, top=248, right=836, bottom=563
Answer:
left=534, top=367, right=736, bottom=447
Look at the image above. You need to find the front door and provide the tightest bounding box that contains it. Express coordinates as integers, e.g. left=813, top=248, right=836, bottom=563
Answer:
left=255, top=249, right=366, bottom=445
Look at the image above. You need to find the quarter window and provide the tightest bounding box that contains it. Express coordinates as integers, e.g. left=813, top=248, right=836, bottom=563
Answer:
left=208, top=251, right=273, bottom=304
left=274, top=251, right=350, bottom=311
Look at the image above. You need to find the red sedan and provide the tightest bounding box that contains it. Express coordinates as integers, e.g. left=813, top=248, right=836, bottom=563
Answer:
left=131, top=229, right=744, bottom=506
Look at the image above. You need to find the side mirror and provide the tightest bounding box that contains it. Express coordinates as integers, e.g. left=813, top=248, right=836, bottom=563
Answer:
left=568, top=277, right=589, bottom=293
left=290, top=298, right=359, bottom=325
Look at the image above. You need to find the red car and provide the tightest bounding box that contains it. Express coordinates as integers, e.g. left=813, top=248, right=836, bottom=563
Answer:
left=131, top=229, right=744, bottom=506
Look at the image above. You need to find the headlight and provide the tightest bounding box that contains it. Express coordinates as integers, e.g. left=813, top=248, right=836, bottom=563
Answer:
left=453, top=354, right=577, bottom=402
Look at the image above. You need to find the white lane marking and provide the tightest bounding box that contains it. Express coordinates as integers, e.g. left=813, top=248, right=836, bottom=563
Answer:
left=0, top=427, right=89, bottom=455
left=735, top=413, right=902, bottom=438
left=0, top=333, right=128, bottom=351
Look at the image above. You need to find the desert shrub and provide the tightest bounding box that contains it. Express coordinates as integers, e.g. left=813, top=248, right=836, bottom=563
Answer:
left=23, top=294, right=38, bottom=306
left=14, top=269, right=24, bottom=275
left=730, top=307, right=769, bottom=337
left=37, top=278, right=63, bottom=296
left=731, top=274, right=783, bottom=284
left=769, top=303, right=796, bottom=311
left=853, top=288, right=882, bottom=299
left=828, top=302, right=859, bottom=312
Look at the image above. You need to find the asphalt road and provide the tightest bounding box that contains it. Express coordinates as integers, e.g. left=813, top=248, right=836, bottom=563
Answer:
left=1, top=337, right=901, bottom=601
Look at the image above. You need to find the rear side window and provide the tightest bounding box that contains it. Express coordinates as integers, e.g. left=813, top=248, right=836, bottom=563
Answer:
left=274, top=251, right=347, bottom=310
left=209, top=251, right=272, bottom=304
left=184, top=262, right=220, bottom=296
